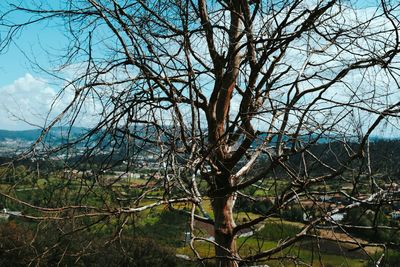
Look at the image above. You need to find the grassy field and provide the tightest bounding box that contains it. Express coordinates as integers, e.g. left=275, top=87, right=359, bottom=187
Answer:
left=176, top=238, right=367, bottom=267
left=0, top=176, right=378, bottom=266
left=167, top=212, right=370, bottom=266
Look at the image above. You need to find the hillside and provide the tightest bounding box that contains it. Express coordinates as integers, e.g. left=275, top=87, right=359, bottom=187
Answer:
left=0, top=127, right=87, bottom=143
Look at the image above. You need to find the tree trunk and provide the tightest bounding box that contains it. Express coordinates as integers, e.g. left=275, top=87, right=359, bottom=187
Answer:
left=212, top=193, right=238, bottom=267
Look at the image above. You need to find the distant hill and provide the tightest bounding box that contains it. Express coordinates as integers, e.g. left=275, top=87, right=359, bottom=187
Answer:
left=0, top=127, right=87, bottom=143
left=0, top=129, right=41, bottom=141
left=1, top=127, right=397, bottom=145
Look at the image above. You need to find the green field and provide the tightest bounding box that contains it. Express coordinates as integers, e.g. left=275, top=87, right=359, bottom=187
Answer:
left=0, top=175, right=394, bottom=266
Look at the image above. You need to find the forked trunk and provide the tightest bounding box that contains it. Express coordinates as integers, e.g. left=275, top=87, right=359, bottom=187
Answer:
left=212, top=193, right=238, bottom=267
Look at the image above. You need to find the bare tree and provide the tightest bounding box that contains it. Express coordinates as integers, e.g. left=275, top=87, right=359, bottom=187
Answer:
left=1, top=0, right=400, bottom=266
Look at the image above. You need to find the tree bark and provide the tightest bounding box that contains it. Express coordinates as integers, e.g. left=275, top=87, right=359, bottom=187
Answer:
left=212, top=192, right=238, bottom=267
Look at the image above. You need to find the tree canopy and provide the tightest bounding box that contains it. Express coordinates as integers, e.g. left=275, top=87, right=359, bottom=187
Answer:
left=1, top=0, right=400, bottom=266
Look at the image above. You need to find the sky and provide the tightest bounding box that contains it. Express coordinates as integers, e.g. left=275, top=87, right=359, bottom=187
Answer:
left=0, top=0, right=392, bottom=132
left=0, top=7, right=70, bottom=130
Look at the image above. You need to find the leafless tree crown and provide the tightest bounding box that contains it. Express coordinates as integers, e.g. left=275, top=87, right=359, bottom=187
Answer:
left=1, top=0, right=400, bottom=266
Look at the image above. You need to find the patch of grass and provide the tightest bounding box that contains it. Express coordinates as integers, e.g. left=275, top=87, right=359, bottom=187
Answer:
left=257, top=221, right=302, bottom=241
left=235, top=211, right=261, bottom=223
left=178, top=237, right=366, bottom=267
left=176, top=240, right=215, bottom=258
left=139, top=209, right=188, bottom=247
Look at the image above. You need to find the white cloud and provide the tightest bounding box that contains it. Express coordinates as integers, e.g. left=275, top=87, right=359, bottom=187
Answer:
left=0, top=73, right=58, bottom=130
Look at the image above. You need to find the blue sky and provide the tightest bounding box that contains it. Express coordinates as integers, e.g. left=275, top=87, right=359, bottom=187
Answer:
left=0, top=0, right=390, bottom=131
left=0, top=5, right=69, bottom=130
left=0, top=5, right=63, bottom=86
left=0, top=0, right=380, bottom=83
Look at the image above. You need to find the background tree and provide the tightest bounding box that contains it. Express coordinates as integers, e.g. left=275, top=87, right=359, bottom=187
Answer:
left=1, top=0, right=400, bottom=266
